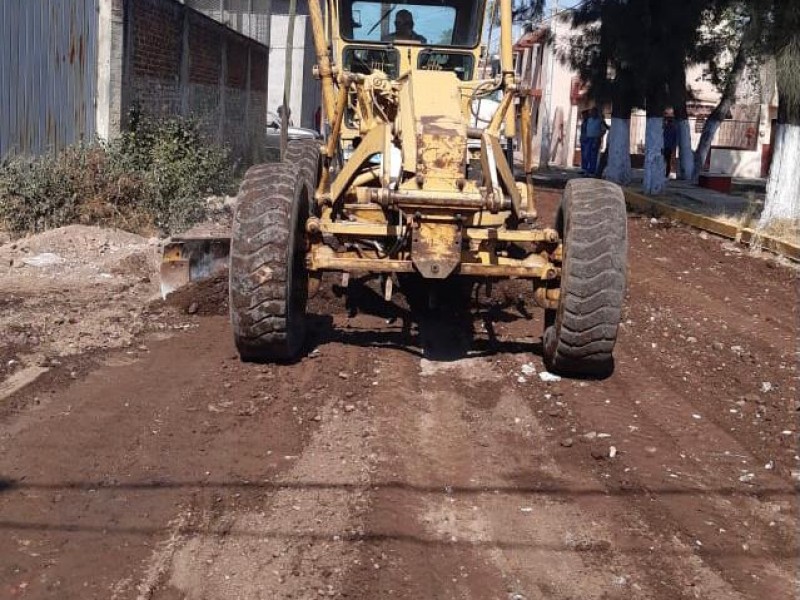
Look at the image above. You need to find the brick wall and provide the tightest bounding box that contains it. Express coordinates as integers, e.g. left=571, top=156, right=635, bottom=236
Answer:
left=129, top=0, right=182, bottom=117
left=131, top=0, right=182, bottom=80
left=188, top=18, right=222, bottom=87
left=123, top=0, right=267, bottom=164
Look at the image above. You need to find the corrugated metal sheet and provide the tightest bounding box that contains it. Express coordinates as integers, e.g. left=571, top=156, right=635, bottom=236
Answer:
left=1, top=0, right=98, bottom=158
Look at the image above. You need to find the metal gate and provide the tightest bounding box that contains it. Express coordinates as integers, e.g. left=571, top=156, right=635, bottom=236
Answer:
left=0, top=0, right=98, bottom=157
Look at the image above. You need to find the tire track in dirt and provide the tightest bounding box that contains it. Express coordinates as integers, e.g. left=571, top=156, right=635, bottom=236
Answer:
left=334, top=286, right=796, bottom=600
left=147, top=333, right=382, bottom=599
left=524, top=342, right=796, bottom=598
left=335, top=336, right=736, bottom=599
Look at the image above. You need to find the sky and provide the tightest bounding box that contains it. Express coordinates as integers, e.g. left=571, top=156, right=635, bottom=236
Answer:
left=545, top=0, right=583, bottom=12
left=482, top=0, right=584, bottom=53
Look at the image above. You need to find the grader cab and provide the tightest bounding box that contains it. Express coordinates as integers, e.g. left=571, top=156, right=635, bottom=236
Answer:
left=228, top=0, right=628, bottom=376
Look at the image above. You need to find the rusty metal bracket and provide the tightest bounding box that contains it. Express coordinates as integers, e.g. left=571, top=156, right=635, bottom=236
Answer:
left=329, top=123, right=388, bottom=206
left=533, top=284, right=560, bottom=310
left=485, top=132, right=522, bottom=216
left=411, top=221, right=463, bottom=279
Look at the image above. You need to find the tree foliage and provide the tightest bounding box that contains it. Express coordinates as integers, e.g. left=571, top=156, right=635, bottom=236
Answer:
left=768, top=0, right=800, bottom=123
left=558, top=0, right=797, bottom=221
left=564, top=0, right=711, bottom=116
left=512, top=0, right=545, bottom=23
left=562, top=0, right=795, bottom=121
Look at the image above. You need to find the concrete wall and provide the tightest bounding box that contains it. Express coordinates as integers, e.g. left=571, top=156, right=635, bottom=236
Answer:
left=268, top=9, right=322, bottom=129
left=96, top=0, right=268, bottom=164
left=517, top=19, right=579, bottom=170
left=96, top=0, right=125, bottom=142
left=538, top=16, right=576, bottom=168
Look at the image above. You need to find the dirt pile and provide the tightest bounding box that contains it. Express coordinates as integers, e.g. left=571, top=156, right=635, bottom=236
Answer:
left=159, top=269, right=230, bottom=316
left=0, top=224, right=158, bottom=283
left=0, top=225, right=169, bottom=374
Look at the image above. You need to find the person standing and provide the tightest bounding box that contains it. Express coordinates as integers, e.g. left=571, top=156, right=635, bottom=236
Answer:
left=584, top=107, right=608, bottom=176
left=663, top=116, right=678, bottom=177
left=579, top=109, right=590, bottom=173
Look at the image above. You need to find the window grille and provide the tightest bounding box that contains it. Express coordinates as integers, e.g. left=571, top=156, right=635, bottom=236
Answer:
left=185, top=0, right=271, bottom=45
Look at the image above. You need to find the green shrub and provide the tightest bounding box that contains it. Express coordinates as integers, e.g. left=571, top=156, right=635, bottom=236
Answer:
left=0, top=151, right=80, bottom=235
left=0, top=111, right=235, bottom=237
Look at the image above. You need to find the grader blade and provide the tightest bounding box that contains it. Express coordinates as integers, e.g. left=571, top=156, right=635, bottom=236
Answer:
left=159, top=230, right=230, bottom=298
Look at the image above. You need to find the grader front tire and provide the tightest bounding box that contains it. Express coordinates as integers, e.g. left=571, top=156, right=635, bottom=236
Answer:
left=229, top=160, right=313, bottom=362
left=543, top=178, right=628, bottom=377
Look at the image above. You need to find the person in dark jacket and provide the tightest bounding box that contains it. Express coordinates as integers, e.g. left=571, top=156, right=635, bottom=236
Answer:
left=579, top=110, right=590, bottom=173
left=663, top=116, right=678, bottom=177
left=385, top=10, right=427, bottom=44
left=584, top=107, right=608, bottom=176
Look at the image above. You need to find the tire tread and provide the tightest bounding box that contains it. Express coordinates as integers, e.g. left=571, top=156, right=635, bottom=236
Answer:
left=544, top=178, right=628, bottom=377
left=229, top=140, right=319, bottom=362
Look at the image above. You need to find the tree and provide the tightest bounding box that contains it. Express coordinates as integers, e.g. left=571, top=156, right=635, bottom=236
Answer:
left=567, top=0, right=647, bottom=185
left=512, top=0, right=545, bottom=23
left=758, top=0, right=800, bottom=231
left=668, top=61, right=695, bottom=180
left=690, top=1, right=766, bottom=182
left=640, top=0, right=709, bottom=194
left=565, top=0, right=710, bottom=192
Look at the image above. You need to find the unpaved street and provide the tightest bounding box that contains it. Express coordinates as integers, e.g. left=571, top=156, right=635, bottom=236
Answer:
left=0, top=195, right=797, bottom=599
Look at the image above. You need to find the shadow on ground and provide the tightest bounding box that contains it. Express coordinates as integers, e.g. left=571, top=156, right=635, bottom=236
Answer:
left=307, top=275, right=543, bottom=362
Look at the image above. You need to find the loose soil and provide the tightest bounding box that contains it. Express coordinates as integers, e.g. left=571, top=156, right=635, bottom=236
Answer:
left=0, top=196, right=797, bottom=599
left=157, top=271, right=230, bottom=317
left=0, top=225, right=202, bottom=393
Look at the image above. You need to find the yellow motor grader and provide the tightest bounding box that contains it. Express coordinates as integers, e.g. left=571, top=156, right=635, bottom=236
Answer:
left=227, top=0, right=628, bottom=375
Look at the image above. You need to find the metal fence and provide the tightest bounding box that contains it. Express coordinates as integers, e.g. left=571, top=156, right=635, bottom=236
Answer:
left=0, top=0, right=99, bottom=158
left=702, top=118, right=759, bottom=151
left=628, top=115, right=759, bottom=153
left=184, top=0, right=271, bottom=45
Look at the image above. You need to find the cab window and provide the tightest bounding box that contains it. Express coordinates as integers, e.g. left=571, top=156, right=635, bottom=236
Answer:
left=417, top=50, right=474, bottom=80
left=342, top=46, right=400, bottom=78
left=340, top=0, right=483, bottom=48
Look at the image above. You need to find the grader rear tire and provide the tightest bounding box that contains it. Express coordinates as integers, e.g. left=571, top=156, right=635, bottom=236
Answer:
left=543, top=178, right=627, bottom=377
left=229, top=150, right=315, bottom=362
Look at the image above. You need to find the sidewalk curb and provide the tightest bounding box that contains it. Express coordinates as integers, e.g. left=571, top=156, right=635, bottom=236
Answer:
left=623, top=189, right=799, bottom=263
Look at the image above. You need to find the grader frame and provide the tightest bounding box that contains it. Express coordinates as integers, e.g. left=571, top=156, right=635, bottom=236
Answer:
left=227, top=0, right=628, bottom=376
left=303, top=0, right=558, bottom=294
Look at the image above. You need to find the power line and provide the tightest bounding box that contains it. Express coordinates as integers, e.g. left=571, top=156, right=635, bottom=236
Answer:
left=536, top=0, right=590, bottom=25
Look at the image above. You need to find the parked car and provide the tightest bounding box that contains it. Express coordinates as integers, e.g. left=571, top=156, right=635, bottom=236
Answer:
left=265, top=110, right=321, bottom=150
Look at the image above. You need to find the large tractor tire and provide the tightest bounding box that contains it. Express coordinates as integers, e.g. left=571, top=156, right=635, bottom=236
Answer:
left=229, top=141, right=319, bottom=362
left=239, top=139, right=320, bottom=211
left=543, top=178, right=627, bottom=377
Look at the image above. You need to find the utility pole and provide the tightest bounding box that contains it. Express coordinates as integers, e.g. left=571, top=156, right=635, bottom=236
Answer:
left=280, top=0, right=297, bottom=160
left=539, top=0, right=558, bottom=167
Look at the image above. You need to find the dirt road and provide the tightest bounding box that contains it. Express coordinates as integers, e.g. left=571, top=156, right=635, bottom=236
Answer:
left=1, top=199, right=797, bottom=599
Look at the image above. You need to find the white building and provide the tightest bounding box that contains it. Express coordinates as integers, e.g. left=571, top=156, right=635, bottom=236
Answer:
left=513, top=18, right=778, bottom=179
